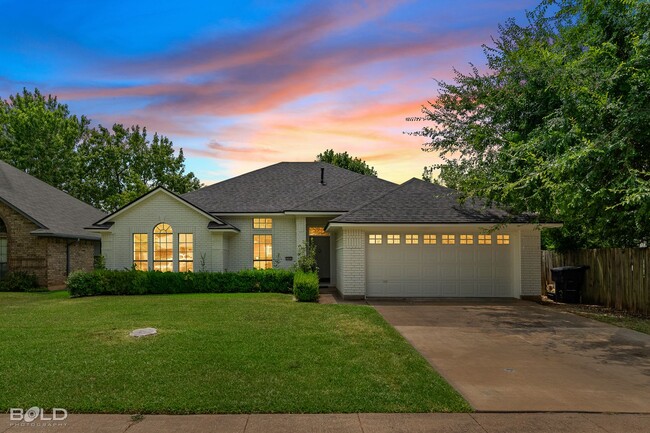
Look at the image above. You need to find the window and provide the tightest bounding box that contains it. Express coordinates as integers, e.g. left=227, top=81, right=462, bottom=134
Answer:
left=308, top=227, right=329, bottom=237
left=405, top=234, right=419, bottom=244
left=133, top=233, right=148, bottom=270
left=253, top=234, right=273, bottom=269
left=478, top=234, right=492, bottom=245
left=153, top=223, right=173, bottom=272
left=369, top=234, right=382, bottom=244
left=442, top=234, right=455, bottom=245
left=387, top=234, right=401, bottom=244
left=178, top=234, right=194, bottom=272
left=0, top=218, right=7, bottom=279
left=253, top=218, right=272, bottom=229
left=497, top=234, right=510, bottom=245
left=423, top=234, right=436, bottom=244
left=460, top=234, right=474, bottom=245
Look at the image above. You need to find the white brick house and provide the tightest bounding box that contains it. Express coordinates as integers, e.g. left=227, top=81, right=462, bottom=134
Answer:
left=89, top=162, right=557, bottom=299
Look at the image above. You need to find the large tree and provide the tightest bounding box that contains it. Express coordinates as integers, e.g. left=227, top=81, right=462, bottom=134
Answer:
left=413, top=0, right=650, bottom=249
left=0, top=89, right=201, bottom=212
left=0, top=89, right=89, bottom=193
left=316, top=149, right=377, bottom=176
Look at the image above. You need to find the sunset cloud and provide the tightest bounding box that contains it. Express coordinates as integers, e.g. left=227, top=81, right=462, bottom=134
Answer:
left=0, top=0, right=537, bottom=184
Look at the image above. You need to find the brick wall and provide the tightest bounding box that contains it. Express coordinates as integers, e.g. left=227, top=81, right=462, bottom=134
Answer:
left=0, top=201, right=48, bottom=284
left=45, top=238, right=97, bottom=286
left=0, top=201, right=98, bottom=287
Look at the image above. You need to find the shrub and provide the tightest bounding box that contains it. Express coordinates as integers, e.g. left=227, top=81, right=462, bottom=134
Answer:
left=93, top=255, right=106, bottom=270
left=0, top=271, right=44, bottom=292
left=293, top=271, right=319, bottom=302
left=294, top=240, right=319, bottom=274
left=66, top=270, right=108, bottom=297
left=67, top=268, right=295, bottom=297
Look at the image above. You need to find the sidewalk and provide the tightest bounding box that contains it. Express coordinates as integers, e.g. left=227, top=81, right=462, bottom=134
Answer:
left=3, top=413, right=650, bottom=433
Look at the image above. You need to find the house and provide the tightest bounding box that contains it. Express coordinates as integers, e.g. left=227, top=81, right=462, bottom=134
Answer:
left=0, top=160, right=106, bottom=287
left=89, top=162, right=555, bottom=299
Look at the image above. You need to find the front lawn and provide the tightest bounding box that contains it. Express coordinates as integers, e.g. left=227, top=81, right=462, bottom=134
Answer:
left=0, top=292, right=469, bottom=414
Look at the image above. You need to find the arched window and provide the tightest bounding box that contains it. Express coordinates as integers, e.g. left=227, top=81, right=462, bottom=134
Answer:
left=0, top=218, right=7, bottom=278
left=153, top=223, right=173, bottom=272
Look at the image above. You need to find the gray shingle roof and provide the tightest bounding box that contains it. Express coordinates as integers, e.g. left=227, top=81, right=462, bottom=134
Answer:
left=182, top=162, right=397, bottom=213
left=330, top=178, right=536, bottom=224
left=0, top=160, right=106, bottom=240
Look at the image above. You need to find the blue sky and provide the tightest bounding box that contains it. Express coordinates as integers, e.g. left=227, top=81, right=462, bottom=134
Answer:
left=0, top=0, right=538, bottom=184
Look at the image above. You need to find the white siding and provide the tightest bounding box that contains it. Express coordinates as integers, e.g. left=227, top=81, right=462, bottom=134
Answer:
left=99, top=190, right=222, bottom=272
left=219, top=215, right=298, bottom=271
left=520, top=230, right=542, bottom=297
left=335, top=228, right=366, bottom=297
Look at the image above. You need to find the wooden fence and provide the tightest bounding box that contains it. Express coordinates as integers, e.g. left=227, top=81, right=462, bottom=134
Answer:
left=541, top=249, right=649, bottom=314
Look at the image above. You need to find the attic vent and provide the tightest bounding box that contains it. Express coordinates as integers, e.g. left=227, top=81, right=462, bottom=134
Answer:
left=320, top=167, right=326, bottom=185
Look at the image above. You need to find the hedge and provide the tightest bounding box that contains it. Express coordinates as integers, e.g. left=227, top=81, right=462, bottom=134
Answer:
left=293, top=271, right=319, bottom=302
left=0, top=271, right=44, bottom=292
left=67, top=269, right=295, bottom=297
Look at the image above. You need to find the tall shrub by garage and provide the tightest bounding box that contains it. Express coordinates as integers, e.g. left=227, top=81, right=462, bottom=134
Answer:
left=293, top=271, right=319, bottom=302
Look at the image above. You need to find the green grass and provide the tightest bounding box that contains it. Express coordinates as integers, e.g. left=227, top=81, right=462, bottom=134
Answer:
left=572, top=310, right=650, bottom=335
left=0, top=292, right=469, bottom=414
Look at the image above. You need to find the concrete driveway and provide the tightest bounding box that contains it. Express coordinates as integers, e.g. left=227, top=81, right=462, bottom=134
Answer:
left=372, top=299, right=650, bottom=413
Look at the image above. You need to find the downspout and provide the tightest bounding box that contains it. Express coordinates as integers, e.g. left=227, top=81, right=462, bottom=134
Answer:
left=66, top=238, right=80, bottom=276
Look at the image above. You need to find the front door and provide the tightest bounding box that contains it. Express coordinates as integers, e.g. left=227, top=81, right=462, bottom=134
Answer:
left=310, top=236, right=330, bottom=282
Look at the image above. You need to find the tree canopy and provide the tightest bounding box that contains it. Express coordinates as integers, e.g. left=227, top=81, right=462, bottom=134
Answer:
left=316, top=149, right=377, bottom=176
left=412, top=0, right=650, bottom=249
left=0, top=89, right=201, bottom=212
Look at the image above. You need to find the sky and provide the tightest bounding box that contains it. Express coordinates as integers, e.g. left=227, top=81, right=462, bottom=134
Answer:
left=0, top=0, right=538, bottom=185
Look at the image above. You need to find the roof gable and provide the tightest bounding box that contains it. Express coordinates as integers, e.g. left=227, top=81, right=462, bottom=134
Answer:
left=92, top=187, right=236, bottom=231
left=0, top=160, right=106, bottom=240
left=182, top=162, right=396, bottom=213
left=330, top=178, right=536, bottom=225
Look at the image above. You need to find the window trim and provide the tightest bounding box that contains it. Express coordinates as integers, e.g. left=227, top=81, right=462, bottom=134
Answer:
left=369, top=234, right=383, bottom=244
left=153, top=223, right=174, bottom=272
left=133, top=233, right=148, bottom=271
left=308, top=227, right=330, bottom=237
left=253, top=234, right=273, bottom=269
left=178, top=233, right=194, bottom=272
left=496, top=234, right=510, bottom=245
left=253, top=218, right=273, bottom=229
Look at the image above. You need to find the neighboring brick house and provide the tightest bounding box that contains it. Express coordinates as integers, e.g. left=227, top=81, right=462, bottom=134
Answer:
left=0, top=160, right=106, bottom=287
left=88, top=162, right=557, bottom=299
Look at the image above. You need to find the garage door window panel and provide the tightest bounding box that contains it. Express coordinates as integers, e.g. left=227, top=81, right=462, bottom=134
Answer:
left=405, top=234, right=419, bottom=244
left=387, top=234, right=401, bottom=244
left=442, top=234, right=455, bottom=245
left=460, top=235, right=474, bottom=245
left=369, top=234, right=382, bottom=244
left=478, top=234, right=492, bottom=245
left=423, top=234, right=436, bottom=244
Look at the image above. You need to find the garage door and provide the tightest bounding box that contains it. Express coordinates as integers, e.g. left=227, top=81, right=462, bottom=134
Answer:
left=366, top=233, right=513, bottom=297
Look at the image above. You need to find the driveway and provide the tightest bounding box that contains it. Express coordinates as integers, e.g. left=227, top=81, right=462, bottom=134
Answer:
left=372, top=299, right=650, bottom=413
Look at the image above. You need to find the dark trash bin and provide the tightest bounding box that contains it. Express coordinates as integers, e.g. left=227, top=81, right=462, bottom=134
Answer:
left=550, top=266, right=589, bottom=304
